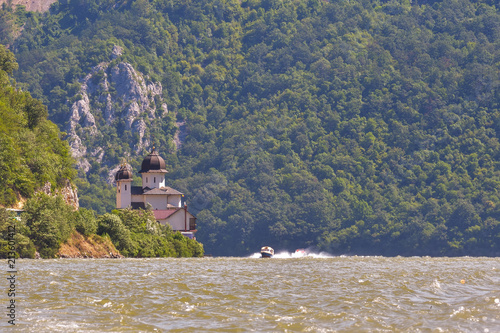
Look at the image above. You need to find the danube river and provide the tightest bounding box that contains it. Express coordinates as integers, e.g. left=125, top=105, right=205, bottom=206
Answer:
left=3, top=254, right=499, bottom=332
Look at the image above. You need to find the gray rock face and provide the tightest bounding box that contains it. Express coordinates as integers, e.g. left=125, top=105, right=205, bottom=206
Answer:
left=38, top=180, right=79, bottom=210
left=67, top=56, right=168, bottom=175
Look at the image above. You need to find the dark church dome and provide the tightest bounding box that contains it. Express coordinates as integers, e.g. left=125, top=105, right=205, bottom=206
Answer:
left=139, top=148, right=168, bottom=173
left=115, top=164, right=133, bottom=181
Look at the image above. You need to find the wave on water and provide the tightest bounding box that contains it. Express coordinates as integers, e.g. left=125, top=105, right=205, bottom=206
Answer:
left=249, top=250, right=332, bottom=258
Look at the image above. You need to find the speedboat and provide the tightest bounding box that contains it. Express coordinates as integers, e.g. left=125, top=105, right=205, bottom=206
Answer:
left=260, top=246, right=274, bottom=258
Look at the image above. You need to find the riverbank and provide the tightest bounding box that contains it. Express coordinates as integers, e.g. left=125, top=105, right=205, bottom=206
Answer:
left=57, top=231, right=123, bottom=258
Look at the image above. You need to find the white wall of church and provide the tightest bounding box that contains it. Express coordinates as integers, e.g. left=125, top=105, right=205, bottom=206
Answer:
left=144, top=195, right=183, bottom=210
left=159, top=210, right=196, bottom=231
left=159, top=218, right=182, bottom=230
left=142, top=172, right=165, bottom=189
left=163, top=211, right=187, bottom=231
left=146, top=196, right=167, bottom=210
left=169, top=195, right=182, bottom=207
left=130, top=194, right=182, bottom=210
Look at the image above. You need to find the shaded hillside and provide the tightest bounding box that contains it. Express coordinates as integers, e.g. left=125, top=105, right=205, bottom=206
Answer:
left=9, top=0, right=500, bottom=256
left=0, top=0, right=56, bottom=12
left=0, top=0, right=50, bottom=47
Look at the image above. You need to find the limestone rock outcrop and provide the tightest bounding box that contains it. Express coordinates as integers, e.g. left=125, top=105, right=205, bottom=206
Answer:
left=38, top=180, right=79, bottom=210
left=67, top=51, right=168, bottom=176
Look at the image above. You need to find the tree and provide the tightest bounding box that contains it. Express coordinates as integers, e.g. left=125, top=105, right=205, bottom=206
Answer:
left=97, top=213, right=135, bottom=256
left=22, top=193, right=74, bottom=258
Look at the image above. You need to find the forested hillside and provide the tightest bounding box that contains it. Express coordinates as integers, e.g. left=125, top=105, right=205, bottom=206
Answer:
left=0, top=44, right=75, bottom=205
left=5, top=0, right=500, bottom=256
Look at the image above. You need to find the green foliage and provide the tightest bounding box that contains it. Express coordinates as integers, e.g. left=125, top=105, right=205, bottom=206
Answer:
left=0, top=208, right=36, bottom=258
left=0, top=201, right=203, bottom=258
left=99, top=209, right=204, bottom=257
left=0, top=45, right=75, bottom=206
left=130, top=232, right=177, bottom=257
left=112, top=208, right=152, bottom=233
left=0, top=3, right=35, bottom=46
left=74, top=207, right=98, bottom=236
left=170, top=231, right=205, bottom=257
left=0, top=44, right=18, bottom=74
left=22, top=193, right=75, bottom=258
left=10, top=0, right=500, bottom=256
left=97, top=213, right=135, bottom=256
left=74, top=177, right=115, bottom=215
left=9, top=233, right=36, bottom=258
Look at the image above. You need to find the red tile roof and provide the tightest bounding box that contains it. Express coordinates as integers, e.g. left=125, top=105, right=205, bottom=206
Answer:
left=153, top=209, right=181, bottom=220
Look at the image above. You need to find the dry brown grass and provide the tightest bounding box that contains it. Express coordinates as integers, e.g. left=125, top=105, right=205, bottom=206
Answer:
left=58, top=231, right=123, bottom=258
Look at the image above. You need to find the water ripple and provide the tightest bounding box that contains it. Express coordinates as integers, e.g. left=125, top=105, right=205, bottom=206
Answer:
left=4, top=256, right=500, bottom=332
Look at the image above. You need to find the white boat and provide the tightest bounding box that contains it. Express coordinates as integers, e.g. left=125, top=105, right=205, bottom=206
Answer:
left=260, top=246, right=274, bottom=258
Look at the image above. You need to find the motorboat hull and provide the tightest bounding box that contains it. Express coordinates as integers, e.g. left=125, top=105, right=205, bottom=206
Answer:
left=260, top=246, right=274, bottom=258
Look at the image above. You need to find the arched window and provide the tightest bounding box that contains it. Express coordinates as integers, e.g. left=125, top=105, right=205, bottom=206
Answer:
left=125, top=185, right=127, bottom=190
left=154, top=177, right=156, bottom=183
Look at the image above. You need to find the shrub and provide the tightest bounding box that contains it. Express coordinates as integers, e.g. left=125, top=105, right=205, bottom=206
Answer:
left=97, top=213, right=135, bottom=256
left=74, top=208, right=98, bottom=236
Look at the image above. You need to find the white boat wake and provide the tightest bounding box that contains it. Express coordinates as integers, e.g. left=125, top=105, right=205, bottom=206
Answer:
left=249, top=250, right=332, bottom=258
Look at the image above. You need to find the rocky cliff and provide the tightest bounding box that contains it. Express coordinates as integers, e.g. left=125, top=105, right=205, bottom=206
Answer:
left=67, top=45, right=169, bottom=177
left=37, top=179, right=79, bottom=210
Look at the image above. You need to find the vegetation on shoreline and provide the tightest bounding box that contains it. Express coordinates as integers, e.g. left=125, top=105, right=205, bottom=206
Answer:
left=0, top=197, right=204, bottom=258
left=1, top=0, right=499, bottom=256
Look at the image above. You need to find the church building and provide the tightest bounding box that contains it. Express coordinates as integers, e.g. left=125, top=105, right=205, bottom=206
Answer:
left=115, top=148, right=197, bottom=239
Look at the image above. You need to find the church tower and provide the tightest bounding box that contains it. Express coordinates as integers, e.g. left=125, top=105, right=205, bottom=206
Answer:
left=139, top=148, right=167, bottom=189
left=115, top=164, right=133, bottom=208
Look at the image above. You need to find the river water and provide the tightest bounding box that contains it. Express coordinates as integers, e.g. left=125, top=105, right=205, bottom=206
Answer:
left=2, top=254, right=499, bottom=332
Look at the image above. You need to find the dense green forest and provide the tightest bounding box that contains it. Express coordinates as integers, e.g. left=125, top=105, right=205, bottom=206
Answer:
left=3, top=0, right=500, bottom=256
